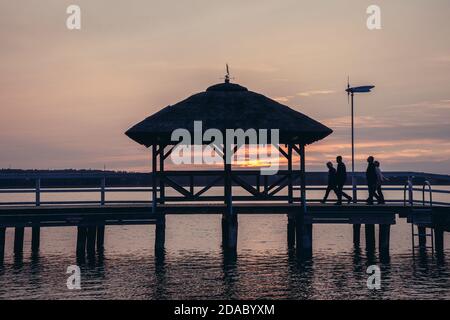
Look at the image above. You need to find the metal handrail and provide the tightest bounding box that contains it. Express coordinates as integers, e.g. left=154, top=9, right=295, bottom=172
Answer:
left=422, top=181, right=433, bottom=207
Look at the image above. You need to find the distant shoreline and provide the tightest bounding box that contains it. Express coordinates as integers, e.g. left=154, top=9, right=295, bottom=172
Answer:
left=1, top=169, right=449, bottom=188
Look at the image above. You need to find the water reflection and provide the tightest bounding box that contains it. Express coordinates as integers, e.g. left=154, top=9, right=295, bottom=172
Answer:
left=0, top=218, right=448, bottom=299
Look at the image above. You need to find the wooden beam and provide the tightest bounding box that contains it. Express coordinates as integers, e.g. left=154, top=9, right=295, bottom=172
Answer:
left=194, top=176, right=223, bottom=198
left=276, top=144, right=289, bottom=160
left=163, top=176, right=193, bottom=198
left=163, top=145, right=175, bottom=160
left=231, top=174, right=260, bottom=197
left=265, top=175, right=288, bottom=195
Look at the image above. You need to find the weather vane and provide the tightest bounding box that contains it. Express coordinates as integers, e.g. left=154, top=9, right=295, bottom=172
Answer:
left=223, top=64, right=234, bottom=83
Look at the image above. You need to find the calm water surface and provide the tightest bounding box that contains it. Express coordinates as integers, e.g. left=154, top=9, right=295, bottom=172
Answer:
left=0, top=216, right=449, bottom=300
left=0, top=189, right=449, bottom=300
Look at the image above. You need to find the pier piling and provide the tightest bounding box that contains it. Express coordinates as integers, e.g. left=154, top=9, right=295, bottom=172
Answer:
left=353, top=224, right=361, bottom=247
left=379, top=224, right=391, bottom=256
left=287, top=213, right=296, bottom=249
left=295, top=214, right=313, bottom=258
left=96, top=225, right=105, bottom=252
left=86, top=226, right=97, bottom=256
left=365, top=224, right=376, bottom=252
left=14, top=227, right=25, bottom=255
left=76, top=226, right=87, bottom=256
left=435, top=227, right=444, bottom=255
left=222, top=214, right=238, bottom=251
left=418, top=226, right=427, bottom=249
left=155, top=215, right=166, bottom=252
left=31, top=226, right=40, bottom=254
left=0, top=227, right=5, bottom=261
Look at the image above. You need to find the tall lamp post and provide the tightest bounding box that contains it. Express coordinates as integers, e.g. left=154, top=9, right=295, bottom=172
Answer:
left=345, top=80, right=375, bottom=202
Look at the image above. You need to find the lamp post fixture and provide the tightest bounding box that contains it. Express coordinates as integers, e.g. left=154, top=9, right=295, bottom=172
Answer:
left=345, top=80, right=375, bottom=201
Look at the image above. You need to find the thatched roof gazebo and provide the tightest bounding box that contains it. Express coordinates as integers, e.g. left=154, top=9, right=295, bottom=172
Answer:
left=125, top=78, right=332, bottom=252
left=126, top=82, right=332, bottom=146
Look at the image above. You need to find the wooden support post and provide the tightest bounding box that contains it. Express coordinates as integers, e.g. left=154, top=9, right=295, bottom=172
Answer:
left=159, top=144, right=165, bottom=204
left=221, top=215, right=228, bottom=246
left=287, top=212, right=296, bottom=249
left=35, top=178, right=41, bottom=206
left=86, top=226, right=97, bottom=256
left=300, top=145, right=306, bottom=214
left=286, top=145, right=295, bottom=249
left=295, top=144, right=312, bottom=257
left=287, top=145, right=293, bottom=203
left=154, top=144, right=166, bottom=253
left=0, top=227, right=5, bottom=261
left=418, top=226, right=427, bottom=249
left=14, top=227, right=25, bottom=255
left=222, top=139, right=237, bottom=251
left=76, top=226, right=87, bottom=256
left=353, top=224, right=361, bottom=247
left=96, top=225, right=105, bottom=252
left=435, top=227, right=444, bottom=255
left=155, top=215, right=166, bottom=252
left=295, top=213, right=312, bottom=257
left=224, top=214, right=238, bottom=251
left=152, top=144, right=158, bottom=214
left=379, top=224, right=391, bottom=256
left=365, top=224, right=376, bottom=252
left=31, top=225, right=40, bottom=254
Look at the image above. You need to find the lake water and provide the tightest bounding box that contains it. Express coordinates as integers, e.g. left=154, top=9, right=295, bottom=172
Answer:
left=0, top=188, right=449, bottom=300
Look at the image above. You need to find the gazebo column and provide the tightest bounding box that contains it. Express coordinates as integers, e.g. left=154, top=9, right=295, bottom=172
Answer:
left=296, top=144, right=312, bottom=258
left=222, top=141, right=237, bottom=251
left=154, top=144, right=166, bottom=253
left=287, top=145, right=296, bottom=249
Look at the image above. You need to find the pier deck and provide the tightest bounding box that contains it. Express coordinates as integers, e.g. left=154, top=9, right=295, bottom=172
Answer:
left=0, top=203, right=448, bottom=227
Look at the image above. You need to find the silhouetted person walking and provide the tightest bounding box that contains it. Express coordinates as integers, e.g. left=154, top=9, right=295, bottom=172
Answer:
left=366, top=156, right=380, bottom=205
left=322, top=162, right=339, bottom=204
left=336, top=156, right=352, bottom=205
left=374, top=160, right=387, bottom=204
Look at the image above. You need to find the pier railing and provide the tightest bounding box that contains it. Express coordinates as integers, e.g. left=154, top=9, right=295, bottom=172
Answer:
left=0, top=172, right=449, bottom=207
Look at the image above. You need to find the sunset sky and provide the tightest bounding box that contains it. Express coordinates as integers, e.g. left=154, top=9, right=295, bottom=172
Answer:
left=1, top=0, right=449, bottom=173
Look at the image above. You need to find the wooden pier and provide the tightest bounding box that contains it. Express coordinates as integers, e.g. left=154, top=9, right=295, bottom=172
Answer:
left=0, top=200, right=449, bottom=260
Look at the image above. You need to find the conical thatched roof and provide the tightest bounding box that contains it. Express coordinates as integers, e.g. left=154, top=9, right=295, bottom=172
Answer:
left=125, top=81, right=332, bottom=146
